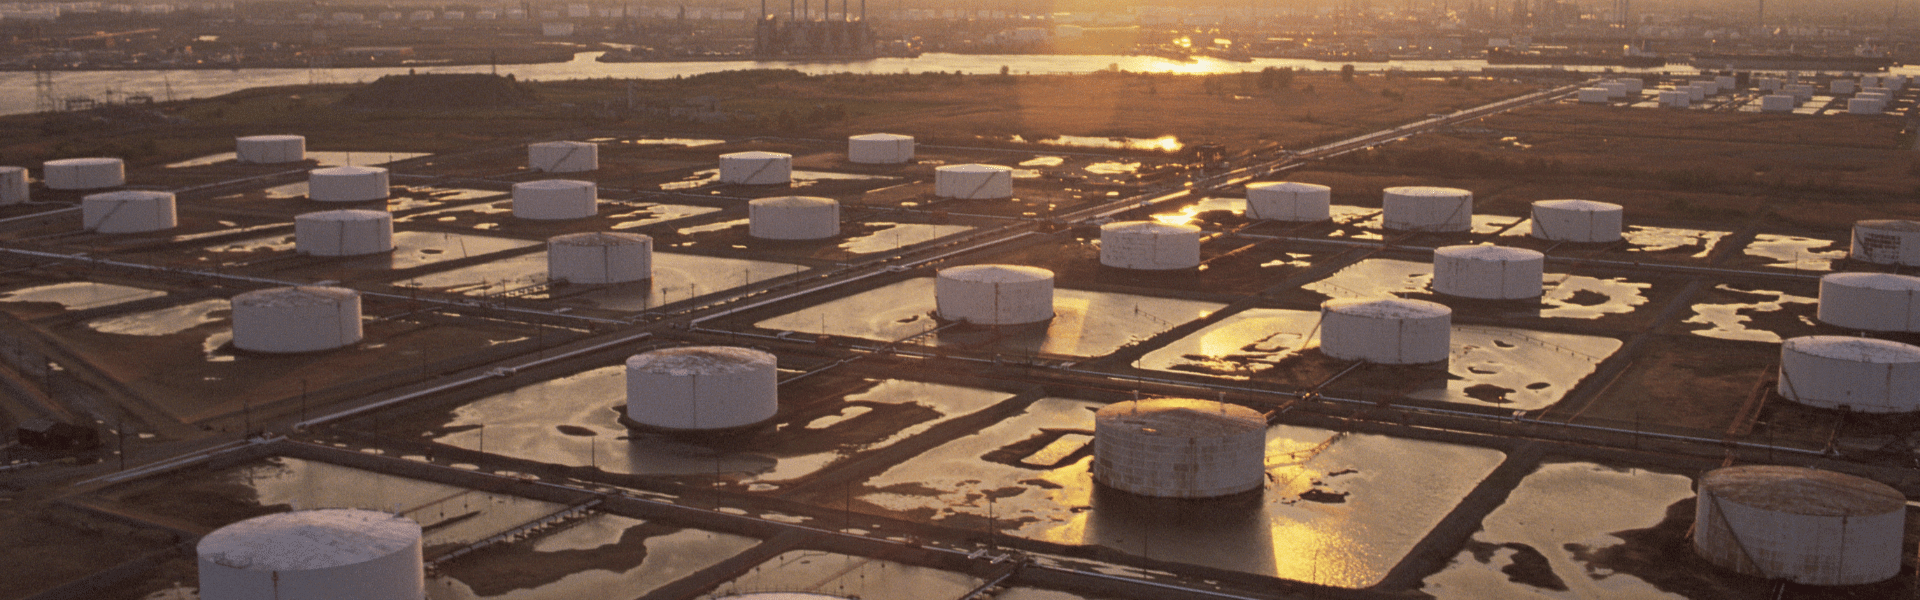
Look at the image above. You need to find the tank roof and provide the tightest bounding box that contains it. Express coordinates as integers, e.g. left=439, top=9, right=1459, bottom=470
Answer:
left=530, top=140, right=594, bottom=147
left=628, top=346, right=775, bottom=375
left=1701, top=466, right=1904, bottom=516
left=1783, top=336, right=1920, bottom=363
left=238, top=134, right=304, bottom=142
left=197, top=509, right=420, bottom=571
left=939, top=264, right=1054, bottom=283
left=751, top=196, right=837, bottom=208
left=1856, top=219, right=1920, bottom=232
left=721, top=151, right=791, bottom=160
left=1323, top=297, right=1452, bottom=319
left=1246, top=181, right=1330, bottom=192
left=1101, top=220, right=1201, bottom=235
left=939, top=163, right=1013, bottom=173
left=234, top=286, right=359, bottom=307
left=1435, top=244, right=1544, bottom=261
left=1533, top=199, right=1622, bottom=211
left=1096, top=398, right=1265, bottom=436
left=312, top=165, right=386, bottom=176
left=83, top=190, right=172, bottom=201
left=550, top=231, right=650, bottom=246
left=1822, top=272, right=1920, bottom=291
left=1384, top=186, right=1471, bottom=198
left=515, top=179, right=593, bottom=190
left=850, top=133, right=912, bottom=141
left=300, top=209, right=390, bottom=221
left=46, top=157, right=122, bottom=166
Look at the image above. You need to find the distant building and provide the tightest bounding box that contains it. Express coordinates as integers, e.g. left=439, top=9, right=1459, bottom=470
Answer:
left=17, top=418, right=100, bottom=451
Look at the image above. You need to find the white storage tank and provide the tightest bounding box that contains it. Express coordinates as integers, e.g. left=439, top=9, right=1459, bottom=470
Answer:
left=511, top=179, right=597, bottom=220
left=1244, top=181, right=1331, bottom=221
left=935, top=164, right=1015, bottom=199
left=1817, top=272, right=1920, bottom=332
left=1092, top=398, right=1267, bottom=498
left=295, top=209, right=393, bottom=256
left=847, top=133, right=914, bottom=164
left=1598, top=81, right=1629, bottom=99
left=625, top=346, right=777, bottom=430
left=1832, top=79, right=1857, bottom=95
left=1381, top=186, right=1473, bottom=232
left=1783, top=84, right=1815, bottom=102
left=548, top=232, right=652, bottom=284
left=1685, top=84, right=1708, bottom=101
left=1694, top=465, right=1905, bottom=586
left=1617, top=78, right=1644, bottom=93
left=1577, top=87, right=1610, bottom=103
left=718, top=151, right=793, bottom=185
left=935, top=264, right=1054, bottom=325
left=748, top=196, right=840, bottom=240
left=1319, top=297, right=1451, bottom=364
left=197, top=509, right=423, bottom=600
left=1758, top=77, right=1783, bottom=91
left=230, top=286, right=363, bottom=353
left=1858, top=91, right=1892, bottom=103
left=1529, top=199, right=1623, bottom=243
left=82, top=190, right=176, bottom=233
left=1099, top=221, right=1202, bottom=270
left=44, top=157, right=125, bottom=190
left=1714, top=75, right=1736, bottom=90
left=236, top=135, right=307, bottom=164
left=1658, top=90, right=1692, bottom=108
left=1691, top=79, right=1720, bottom=94
left=1432, top=245, right=1545, bottom=300
left=1851, top=219, right=1920, bottom=266
left=1848, top=98, right=1885, bottom=115
left=528, top=141, right=598, bottom=172
left=0, top=166, right=29, bottom=204
left=308, top=166, right=390, bottom=202
left=1760, top=94, right=1796, bottom=112
left=1778, top=336, right=1920, bottom=413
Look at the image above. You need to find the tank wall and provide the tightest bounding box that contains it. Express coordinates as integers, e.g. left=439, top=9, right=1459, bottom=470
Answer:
left=935, top=169, right=1014, bottom=199
left=83, top=194, right=176, bottom=233
left=310, top=171, right=390, bottom=202
left=1100, top=229, right=1202, bottom=270
left=1245, top=185, right=1330, bottom=221
left=719, top=156, right=792, bottom=185
left=549, top=241, right=652, bottom=284
left=1320, top=311, right=1450, bottom=364
left=1432, top=254, right=1543, bottom=299
left=231, top=296, right=364, bottom=353
left=1818, top=280, right=1920, bottom=332
left=198, top=536, right=423, bottom=600
left=1851, top=226, right=1920, bottom=266
left=1092, top=423, right=1266, bottom=498
left=295, top=215, right=394, bottom=257
left=1530, top=205, right=1623, bottom=243
left=529, top=143, right=598, bottom=172
left=0, top=167, right=28, bottom=204
left=1694, top=489, right=1904, bottom=586
left=935, top=276, right=1054, bottom=325
left=1778, top=346, right=1920, bottom=412
left=625, top=366, right=778, bottom=429
left=848, top=137, right=914, bottom=164
left=1382, top=193, right=1472, bottom=232
left=237, top=137, right=306, bottom=164
left=512, top=183, right=598, bottom=220
left=749, top=203, right=840, bottom=240
left=46, top=160, right=125, bottom=190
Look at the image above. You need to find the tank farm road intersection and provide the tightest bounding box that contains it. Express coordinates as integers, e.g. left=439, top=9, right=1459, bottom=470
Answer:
left=8, top=75, right=1920, bottom=600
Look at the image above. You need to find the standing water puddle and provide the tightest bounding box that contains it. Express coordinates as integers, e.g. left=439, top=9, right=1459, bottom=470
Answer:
left=233, top=457, right=566, bottom=548
left=428, top=374, right=1011, bottom=484
left=860, top=397, right=1505, bottom=587
left=1134, top=308, right=1620, bottom=410
left=1743, top=234, right=1844, bottom=271
left=1422, top=462, right=1695, bottom=600
left=1304, top=259, right=1650, bottom=319
left=606, top=203, right=722, bottom=230
left=166, top=150, right=430, bottom=169
left=0, top=282, right=166, bottom=310
left=1152, top=196, right=1244, bottom=226
left=755, top=278, right=1222, bottom=357
left=1623, top=226, right=1728, bottom=258
left=427, top=518, right=759, bottom=600
left=84, top=299, right=228, bottom=336
left=712, top=550, right=980, bottom=598
left=1683, top=285, right=1817, bottom=343
left=838, top=223, right=974, bottom=254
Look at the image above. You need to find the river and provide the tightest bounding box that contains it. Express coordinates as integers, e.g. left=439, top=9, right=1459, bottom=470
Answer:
left=8, top=51, right=1911, bottom=118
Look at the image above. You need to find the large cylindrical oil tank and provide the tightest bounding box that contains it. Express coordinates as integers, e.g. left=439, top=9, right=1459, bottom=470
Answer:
left=935, top=164, right=1015, bottom=199
left=1099, top=221, right=1202, bottom=270
left=295, top=209, right=394, bottom=256
left=1577, top=87, right=1610, bottom=103
left=44, top=157, right=125, bottom=190
left=230, top=286, right=364, bottom=353
left=749, top=196, right=840, bottom=240
left=1694, top=466, right=1905, bottom=586
left=528, top=141, right=598, bottom=172
left=1658, top=90, right=1692, bottom=108
left=1529, top=199, right=1623, bottom=243
left=718, top=151, right=793, bottom=185
left=1319, top=298, right=1451, bottom=364
left=548, top=232, right=652, bottom=284
left=1848, top=98, right=1885, bottom=115
left=1093, top=398, right=1267, bottom=498
left=625, top=346, right=778, bottom=430
left=1244, top=181, right=1331, bottom=222
left=511, top=179, right=597, bottom=220
left=1778, top=336, right=1920, bottom=413
left=82, top=190, right=176, bottom=233
left=0, top=166, right=29, bottom=204
left=197, top=509, right=423, bottom=600
left=1382, top=186, right=1472, bottom=232
left=1851, top=220, right=1920, bottom=266
left=847, top=133, right=915, bottom=164
left=236, top=135, right=307, bottom=164
left=1760, top=94, right=1797, bottom=112
left=308, top=166, right=390, bottom=202
left=1817, top=272, right=1920, bottom=332
left=935, top=264, right=1055, bottom=325
left=1432, top=245, right=1545, bottom=300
